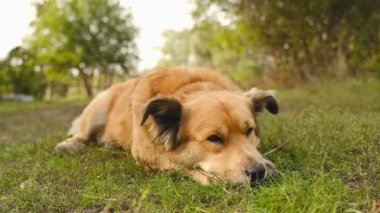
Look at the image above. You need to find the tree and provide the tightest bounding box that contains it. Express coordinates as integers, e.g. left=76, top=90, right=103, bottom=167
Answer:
left=159, top=20, right=267, bottom=87
left=173, top=0, right=380, bottom=84
left=27, top=0, right=138, bottom=97
left=158, top=29, right=195, bottom=67
left=2, top=47, right=46, bottom=98
left=0, top=59, right=9, bottom=94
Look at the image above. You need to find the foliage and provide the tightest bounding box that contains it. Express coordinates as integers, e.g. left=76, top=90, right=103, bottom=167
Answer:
left=0, top=47, right=46, bottom=98
left=26, top=0, right=138, bottom=96
left=160, top=0, right=380, bottom=85
left=0, top=79, right=379, bottom=211
left=0, top=60, right=8, bottom=94
left=159, top=21, right=266, bottom=87
left=159, top=29, right=195, bottom=67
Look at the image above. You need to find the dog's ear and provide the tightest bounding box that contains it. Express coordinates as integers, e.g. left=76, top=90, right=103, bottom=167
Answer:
left=140, top=97, right=182, bottom=150
left=246, top=88, right=279, bottom=114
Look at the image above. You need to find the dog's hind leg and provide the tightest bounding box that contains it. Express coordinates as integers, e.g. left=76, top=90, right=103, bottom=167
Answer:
left=55, top=91, right=110, bottom=154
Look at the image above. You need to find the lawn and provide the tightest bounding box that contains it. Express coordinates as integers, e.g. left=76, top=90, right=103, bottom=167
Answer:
left=1, top=79, right=379, bottom=212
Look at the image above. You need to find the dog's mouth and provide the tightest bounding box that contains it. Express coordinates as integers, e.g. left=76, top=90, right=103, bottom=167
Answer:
left=191, top=160, right=278, bottom=185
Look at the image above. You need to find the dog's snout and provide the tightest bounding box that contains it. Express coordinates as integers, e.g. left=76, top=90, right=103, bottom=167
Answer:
left=245, top=163, right=266, bottom=184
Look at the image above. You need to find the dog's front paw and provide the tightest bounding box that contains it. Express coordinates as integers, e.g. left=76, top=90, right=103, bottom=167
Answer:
left=55, top=137, right=85, bottom=154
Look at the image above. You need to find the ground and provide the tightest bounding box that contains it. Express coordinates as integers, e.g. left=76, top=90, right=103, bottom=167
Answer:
left=0, top=79, right=379, bottom=212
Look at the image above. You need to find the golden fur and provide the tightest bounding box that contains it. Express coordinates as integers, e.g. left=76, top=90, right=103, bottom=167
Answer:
left=56, top=67, right=279, bottom=184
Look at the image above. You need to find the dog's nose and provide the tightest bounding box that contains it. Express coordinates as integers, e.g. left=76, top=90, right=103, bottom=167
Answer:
left=245, top=163, right=266, bottom=184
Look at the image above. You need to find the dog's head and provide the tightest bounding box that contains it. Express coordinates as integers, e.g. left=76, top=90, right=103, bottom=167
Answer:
left=141, top=88, right=278, bottom=185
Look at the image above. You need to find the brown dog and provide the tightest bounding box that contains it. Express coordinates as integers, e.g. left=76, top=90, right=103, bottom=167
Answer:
left=55, top=67, right=279, bottom=185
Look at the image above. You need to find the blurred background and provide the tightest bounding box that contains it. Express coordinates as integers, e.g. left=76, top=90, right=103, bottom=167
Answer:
left=1, top=2, right=379, bottom=211
left=0, top=0, right=379, bottom=101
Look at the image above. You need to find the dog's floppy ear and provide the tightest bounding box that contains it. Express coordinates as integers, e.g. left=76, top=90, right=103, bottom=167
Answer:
left=140, top=96, right=182, bottom=150
left=246, top=88, right=279, bottom=114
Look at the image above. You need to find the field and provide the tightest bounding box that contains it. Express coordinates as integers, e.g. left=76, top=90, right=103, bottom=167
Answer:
left=1, top=79, right=379, bottom=212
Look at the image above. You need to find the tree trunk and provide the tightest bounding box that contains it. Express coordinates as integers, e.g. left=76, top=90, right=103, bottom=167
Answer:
left=79, top=69, right=93, bottom=97
left=83, top=76, right=93, bottom=97
left=106, top=71, right=114, bottom=87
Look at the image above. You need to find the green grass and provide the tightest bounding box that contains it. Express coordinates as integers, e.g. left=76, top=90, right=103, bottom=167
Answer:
left=1, top=79, right=379, bottom=212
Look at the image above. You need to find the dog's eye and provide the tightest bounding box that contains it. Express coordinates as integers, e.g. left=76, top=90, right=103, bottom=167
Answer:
left=206, top=134, right=223, bottom=144
left=245, top=127, right=254, bottom=137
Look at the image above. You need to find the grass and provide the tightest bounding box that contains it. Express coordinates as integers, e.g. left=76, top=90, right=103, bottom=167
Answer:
left=1, top=79, right=379, bottom=212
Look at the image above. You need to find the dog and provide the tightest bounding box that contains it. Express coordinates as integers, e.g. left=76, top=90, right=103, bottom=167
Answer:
left=55, top=67, right=279, bottom=185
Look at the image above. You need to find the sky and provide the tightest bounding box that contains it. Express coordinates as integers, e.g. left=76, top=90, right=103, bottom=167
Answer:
left=0, top=0, right=193, bottom=71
